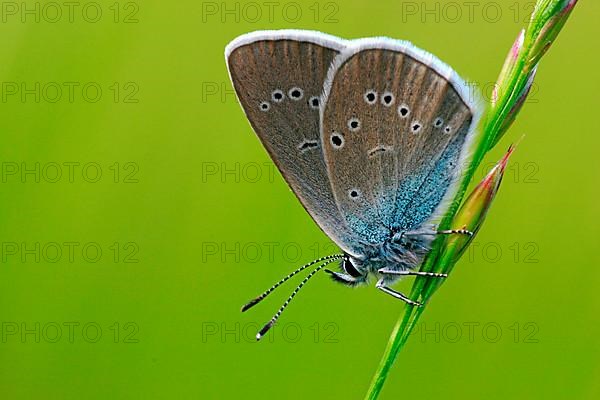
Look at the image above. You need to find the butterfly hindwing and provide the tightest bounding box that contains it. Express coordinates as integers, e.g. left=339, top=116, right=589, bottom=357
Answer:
left=320, top=39, right=483, bottom=241
left=225, top=30, right=367, bottom=255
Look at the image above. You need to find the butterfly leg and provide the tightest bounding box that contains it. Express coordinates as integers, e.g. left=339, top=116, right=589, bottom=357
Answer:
left=378, top=268, right=447, bottom=278
left=404, top=228, right=473, bottom=237
left=436, top=229, right=473, bottom=236
left=376, top=279, right=422, bottom=306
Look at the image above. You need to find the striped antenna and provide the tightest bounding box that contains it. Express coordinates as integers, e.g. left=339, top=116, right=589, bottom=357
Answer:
left=241, top=254, right=343, bottom=312
left=255, top=257, right=338, bottom=341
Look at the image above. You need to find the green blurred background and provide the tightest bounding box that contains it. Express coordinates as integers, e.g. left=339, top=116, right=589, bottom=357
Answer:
left=0, top=0, right=598, bottom=399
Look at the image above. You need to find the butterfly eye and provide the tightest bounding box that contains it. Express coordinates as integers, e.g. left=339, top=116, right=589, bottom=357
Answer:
left=347, top=118, right=361, bottom=132
left=342, top=257, right=362, bottom=278
left=364, top=90, right=377, bottom=105
left=398, top=104, right=410, bottom=118
left=259, top=101, right=270, bottom=112
left=381, top=92, right=395, bottom=107
left=330, top=132, right=344, bottom=148
left=309, top=96, right=320, bottom=109
left=271, top=89, right=284, bottom=103
left=288, top=87, right=304, bottom=100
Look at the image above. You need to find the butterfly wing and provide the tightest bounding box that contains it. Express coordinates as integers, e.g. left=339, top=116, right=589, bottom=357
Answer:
left=320, top=39, right=484, bottom=243
left=225, top=30, right=367, bottom=256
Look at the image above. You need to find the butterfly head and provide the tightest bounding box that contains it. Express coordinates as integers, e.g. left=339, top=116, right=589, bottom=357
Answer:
left=324, top=254, right=369, bottom=286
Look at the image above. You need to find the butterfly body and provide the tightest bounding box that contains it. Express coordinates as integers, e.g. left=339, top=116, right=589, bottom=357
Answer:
left=226, top=30, right=483, bottom=336
left=328, top=224, right=435, bottom=285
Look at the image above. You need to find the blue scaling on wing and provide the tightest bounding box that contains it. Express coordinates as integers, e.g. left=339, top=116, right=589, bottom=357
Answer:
left=344, top=211, right=390, bottom=245
left=393, top=133, right=466, bottom=231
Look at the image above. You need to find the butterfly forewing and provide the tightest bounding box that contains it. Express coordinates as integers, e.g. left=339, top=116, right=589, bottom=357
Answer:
left=226, top=31, right=366, bottom=255
left=321, top=40, right=481, bottom=240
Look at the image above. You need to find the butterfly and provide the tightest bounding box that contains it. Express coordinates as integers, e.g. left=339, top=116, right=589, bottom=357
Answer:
left=225, top=30, right=483, bottom=340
